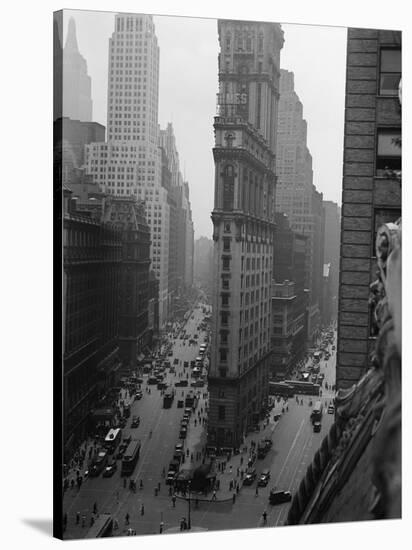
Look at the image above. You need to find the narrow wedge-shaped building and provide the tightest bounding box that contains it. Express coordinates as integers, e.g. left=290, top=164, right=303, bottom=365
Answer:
left=208, top=20, right=284, bottom=449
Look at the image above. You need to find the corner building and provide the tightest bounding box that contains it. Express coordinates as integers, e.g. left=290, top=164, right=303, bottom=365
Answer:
left=208, top=20, right=284, bottom=449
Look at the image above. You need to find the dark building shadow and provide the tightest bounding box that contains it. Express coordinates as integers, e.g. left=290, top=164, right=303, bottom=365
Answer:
left=22, top=519, right=53, bottom=537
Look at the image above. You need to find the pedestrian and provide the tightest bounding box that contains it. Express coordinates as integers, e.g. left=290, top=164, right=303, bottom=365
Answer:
left=93, top=502, right=97, bottom=514
left=90, top=516, right=95, bottom=527
left=229, top=480, right=233, bottom=491
left=160, top=521, right=164, bottom=534
left=113, top=518, right=119, bottom=530
left=125, top=513, right=130, bottom=525
left=172, top=494, right=176, bottom=507
left=232, top=492, right=236, bottom=504
left=140, top=479, right=143, bottom=489
left=76, top=511, right=80, bottom=525
left=262, top=510, right=267, bottom=525
left=236, top=483, right=240, bottom=495
left=212, top=490, right=217, bottom=501
left=255, top=486, right=259, bottom=497
left=81, top=515, right=86, bottom=528
left=229, top=465, right=232, bottom=473
left=141, top=504, right=145, bottom=516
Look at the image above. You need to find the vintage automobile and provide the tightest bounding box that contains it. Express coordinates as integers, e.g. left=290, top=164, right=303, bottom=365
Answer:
left=102, top=461, right=118, bottom=478
left=243, top=467, right=257, bottom=485
left=269, top=489, right=292, bottom=505
left=258, top=469, right=271, bottom=487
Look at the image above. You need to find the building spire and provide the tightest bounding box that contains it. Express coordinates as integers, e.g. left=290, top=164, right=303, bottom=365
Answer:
left=65, top=17, right=79, bottom=52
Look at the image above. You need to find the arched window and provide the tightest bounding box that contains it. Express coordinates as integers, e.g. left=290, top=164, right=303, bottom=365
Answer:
left=223, top=164, right=235, bottom=211
left=258, top=34, right=264, bottom=53
left=225, top=32, right=231, bottom=52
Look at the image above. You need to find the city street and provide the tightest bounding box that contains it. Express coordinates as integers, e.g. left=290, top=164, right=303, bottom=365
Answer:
left=63, top=313, right=337, bottom=537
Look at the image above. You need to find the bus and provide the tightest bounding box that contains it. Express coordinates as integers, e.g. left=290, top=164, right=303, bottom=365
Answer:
left=121, top=439, right=141, bottom=476
left=185, top=391, right=195, bottom=408
left=104, top=428, right=122, bottom=454
left=163, top=387, right=174, bottom=408
left=284, top=380, right=320, bottom=396
left=85, top=514, right=113, bottom=538
left=269, top=381, right=295, bottom=397
left=311, top=401, right=323, bottom=423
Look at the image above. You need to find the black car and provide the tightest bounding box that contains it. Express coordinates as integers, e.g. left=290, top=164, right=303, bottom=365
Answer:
left=243, top=468, right=257, bottom=485
left=258, top=469, right=271, bottom=487
left=131, top=416, right=140, bottom=428
left=177, top=400, right=184, bottom=408
left=313, top=421, right=322, bottom=433
left=166, top=471, right=176, bottom=485
left=103, top=461, right=118, bottom=478
left=269, top=490, right=292, bottom=505
left=135, top=390, right=143, bottom=400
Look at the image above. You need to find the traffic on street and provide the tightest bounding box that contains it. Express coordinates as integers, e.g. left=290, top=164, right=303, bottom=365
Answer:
left=63, top=304, right=338, bottom=537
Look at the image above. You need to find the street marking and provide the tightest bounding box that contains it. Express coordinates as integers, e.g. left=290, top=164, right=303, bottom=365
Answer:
left=275, top=418, right=305, bottom=486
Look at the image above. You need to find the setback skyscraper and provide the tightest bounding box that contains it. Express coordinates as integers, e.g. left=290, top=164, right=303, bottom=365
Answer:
left=275, top=69, right=324, bottom=343
left=85, top=14, right=172, bottom=325
left=63, top=17, right=93, bottom=122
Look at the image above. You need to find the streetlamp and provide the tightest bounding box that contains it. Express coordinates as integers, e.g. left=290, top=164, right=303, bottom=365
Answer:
left=187, top=480, right=192, bottom=530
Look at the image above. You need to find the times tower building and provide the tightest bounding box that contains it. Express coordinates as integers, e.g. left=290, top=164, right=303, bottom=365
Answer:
left=208, top=20, right=284, bottom=449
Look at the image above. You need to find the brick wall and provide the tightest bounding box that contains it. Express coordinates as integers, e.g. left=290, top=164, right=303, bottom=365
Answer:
left=337, top=28, right=401, bottom=389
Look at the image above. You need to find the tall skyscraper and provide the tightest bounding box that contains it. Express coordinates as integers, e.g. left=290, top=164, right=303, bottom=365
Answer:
left=337, top=28, right=401, bottom=389
left=208, top=20, right=284, bottom=449
left=85, top=14, right=172, bottom=326
left=275, top=69, right=324, bottom=342
left=63, top=17, right=93, bottom=122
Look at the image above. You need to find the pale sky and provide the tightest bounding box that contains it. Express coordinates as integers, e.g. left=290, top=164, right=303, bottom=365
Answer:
left=63, top=10, right=347, bottom=238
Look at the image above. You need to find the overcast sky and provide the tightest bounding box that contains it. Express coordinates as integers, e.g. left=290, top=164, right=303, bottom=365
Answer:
left=63, top=10, right=347, bottom=238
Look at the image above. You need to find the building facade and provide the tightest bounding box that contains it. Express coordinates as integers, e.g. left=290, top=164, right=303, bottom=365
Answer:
left=194, top=236, right=214, bottom=299
left=275, top=69, right=324, bottom=344
left=63, top=17, right=93, bottom=122
left=208, top=20, right=284, bottom=448
left=271, top=281, right=297, bottom=379
left=84, top=14, right=173, bottom=326
left=272, top=212, right=308, bottom=378
left=322, top=200, right=341, bottom=322
left=337, top=28, right=401, bottom=389
left=103, top=197, right=151, bottom=373
left=63, top=187, right=122, bottom=460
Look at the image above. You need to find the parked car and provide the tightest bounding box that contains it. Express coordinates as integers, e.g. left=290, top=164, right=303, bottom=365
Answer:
left=135, top=390, right=143, bottom=400
left=173, top=358, right=179, bottom=365
left=269, top=489, right=292, bottom=505
left=258, top=469, right=271, bottom=487
left=166, top=471, right=176, bottom=485
left=179, top=427, right=187, bottom=439
left=177, top=400, right=184, bottom=408
left=131, top=416, right=140, bottom=428
left=243, top=467, right=257, bottom=485
left=103, top=461, right=118, bottom=478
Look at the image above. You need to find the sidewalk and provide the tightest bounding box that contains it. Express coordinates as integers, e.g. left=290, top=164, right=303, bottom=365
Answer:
left=174, top=401, right=283, bottom=503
